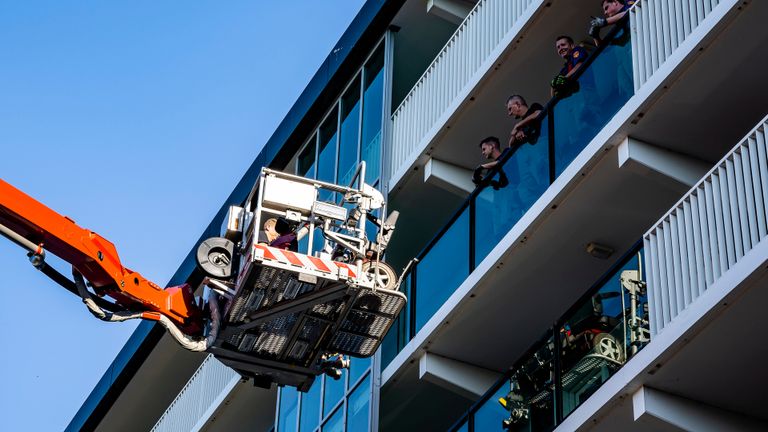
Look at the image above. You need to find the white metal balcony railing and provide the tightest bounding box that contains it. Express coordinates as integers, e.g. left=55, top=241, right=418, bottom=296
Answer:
left=388, top=0, right=538, bottom=184
left=152, top=355, right=239, bottom=432
left=630, top=0, right=726, bottom=91
left=644, top=115, right=768, bottom=336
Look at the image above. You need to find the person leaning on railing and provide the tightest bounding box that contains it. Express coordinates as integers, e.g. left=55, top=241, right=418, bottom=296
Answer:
left=506, top=94, right=543, bottom=148
left=588, top=0, right=636, bottom=46
left=551, top=35, right=589, bottom=97
left=473, top=136, right=509, bottom=189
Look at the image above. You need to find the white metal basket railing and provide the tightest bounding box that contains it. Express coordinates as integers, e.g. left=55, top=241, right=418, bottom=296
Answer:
left=151, top=354, right=239, bottom=432
left=629, top=0, right=726, bottom=92
left=388, top=0, right=539, bottom=184
left=644, top=115, right=768, bottom=336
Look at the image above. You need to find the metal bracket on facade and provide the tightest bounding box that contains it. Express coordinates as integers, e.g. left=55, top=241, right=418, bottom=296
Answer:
left=632, top=386, right=768, bottom=431
left=424, top=157, right=475, bottom=196
left=418, top=351, right=501, bottom=399
left=618, top=137, right=710, bottom=187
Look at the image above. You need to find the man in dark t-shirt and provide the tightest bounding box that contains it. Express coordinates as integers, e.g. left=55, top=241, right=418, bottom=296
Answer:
left=473, top=136, right=509, bottom=189
left=589, top=0, right=636, bottom=45
left=551, top=35, right=588, bottom=96
left=506, top=94, right=543, bottom=148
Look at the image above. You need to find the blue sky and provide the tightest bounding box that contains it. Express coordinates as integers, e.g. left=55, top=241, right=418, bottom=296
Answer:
left=0, top=2, right=365, bottom=430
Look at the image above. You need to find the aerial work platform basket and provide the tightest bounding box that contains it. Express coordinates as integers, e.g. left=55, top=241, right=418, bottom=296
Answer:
left=0, top=161, right=406, bottom=392
left=196, top=162, right=407, bottom=390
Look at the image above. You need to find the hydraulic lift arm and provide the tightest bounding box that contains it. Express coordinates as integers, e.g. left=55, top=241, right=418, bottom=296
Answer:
left=0, top=178, right=203, bottom=334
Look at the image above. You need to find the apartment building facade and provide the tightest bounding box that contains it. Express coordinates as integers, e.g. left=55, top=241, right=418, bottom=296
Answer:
left=68, top=0, right=768, bottom=431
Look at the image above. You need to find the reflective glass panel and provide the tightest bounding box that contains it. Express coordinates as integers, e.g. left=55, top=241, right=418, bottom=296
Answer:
left=559, top=250, right=647, bottom=418
left=278, top=387, right=299, bottom=432
left=380, top=315, right=399, bottom=369
left=318, top=107, right=339, bottom=187
left=299, top=379, right=321, bottom=432
left=553, top=27, right=633, bottom=176
left=348, top=357, right=370, bottom=389
left=347, top=374, right=371, bottom=432
left=473, top=382, right=512, bottom=432
left=299, top=135, right=317, bottom=179
left=503, top=332, right=556, bottom=432
left=323, top=370, right=346, bottom=418
left=361, top=46, right=384, bottom=182
left=454, top=420, right=468, bottom=432
left=474, top=123, right=549, bottom=266
left=415, top=207, right=470, bottom=331
left=322, top=405, right=344, bottom=432
left=338, top=77, right=361, bottom=187
left=381, top=270, right=411, bottom=369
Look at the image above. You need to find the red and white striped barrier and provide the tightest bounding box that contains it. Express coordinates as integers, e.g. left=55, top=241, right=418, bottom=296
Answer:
left=253, top=244, right=358, bottom=280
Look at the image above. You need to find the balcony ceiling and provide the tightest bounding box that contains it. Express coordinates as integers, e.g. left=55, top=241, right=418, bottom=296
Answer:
left=380, top=363, right=473, bottom=432
left=390, top=0, right=462, bottom=110
left=94, top=334, right=206, bottom=432
left=199, top=382, right=277, bottom=432
left=630, top=0, right=768, bottom=164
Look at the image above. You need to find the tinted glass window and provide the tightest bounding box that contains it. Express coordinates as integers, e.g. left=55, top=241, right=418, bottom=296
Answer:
left=346, top=374, right=371, bottom=432
left=361, top=46, right=384, bottom=182
left=323, top=370, right=346, bottom=418
left=318, top=107, right=339, bottom=185
left=278, top=387, right=298, bottom=432
left=299, top=135, right=317, bottom=179
left=300, top=379, right=321, bottom=432
left=338, top=77, right=361, bottom=187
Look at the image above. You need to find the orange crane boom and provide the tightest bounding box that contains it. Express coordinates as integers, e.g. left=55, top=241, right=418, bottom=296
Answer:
left=0, top=178, right=202, bottom=334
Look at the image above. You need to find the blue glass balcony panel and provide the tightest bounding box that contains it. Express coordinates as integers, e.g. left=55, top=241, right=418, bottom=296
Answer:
left=414, top=207, right=470, bottom=332
left=473, top=383, right=514, bottom=432
left=559, top=251, right=647, bottom=418
left=553, top=27, right=633, bottom=176
left=474, top=127, right=550, bottom=266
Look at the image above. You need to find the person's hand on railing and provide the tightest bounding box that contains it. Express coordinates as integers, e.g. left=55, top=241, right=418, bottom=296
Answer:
left=472, top=161, right=499, bottom=186
left=550, top=74, right=571, bottom=95
left=472, top=165, right=486, bottom=185
left=589, top=16, right=607, bottom=32
left=589, top=16, right=608, bottom=44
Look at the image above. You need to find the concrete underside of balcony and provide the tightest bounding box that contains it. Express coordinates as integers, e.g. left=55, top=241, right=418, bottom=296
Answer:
left=92, top=334, right=207, bottom=432
left=90, top=333, right=278, bottom=432
left=380, top=1, right=768, bottom=430
left=556, top=237, right=768, bottom=431
left=198, top=382, right=277, bottom=432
